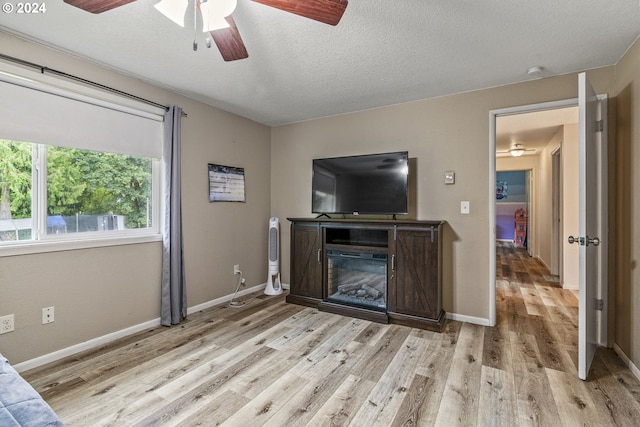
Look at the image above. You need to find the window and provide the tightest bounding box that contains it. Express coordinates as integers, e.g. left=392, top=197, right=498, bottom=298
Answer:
left=0, top=140, right=159, bottom=244
left=0, top=63, right=164, bottom=249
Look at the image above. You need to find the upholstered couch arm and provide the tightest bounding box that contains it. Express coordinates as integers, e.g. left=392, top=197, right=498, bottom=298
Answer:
left=0, top=354, right=64, bottom=427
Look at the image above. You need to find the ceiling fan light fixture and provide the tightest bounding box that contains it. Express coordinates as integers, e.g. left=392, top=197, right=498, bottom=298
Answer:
left=201, top=0, right=237, bottom=31
left=154, top=0, right=188, bottom=27
left=510, top=148, right=525, bottom=157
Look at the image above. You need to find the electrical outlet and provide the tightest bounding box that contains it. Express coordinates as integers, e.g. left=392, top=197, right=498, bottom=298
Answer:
left=42, top=307, right=54, bottom=324
left=234, top=264, right=241, bottom=275
left=0, top=314, right=15, bottom=334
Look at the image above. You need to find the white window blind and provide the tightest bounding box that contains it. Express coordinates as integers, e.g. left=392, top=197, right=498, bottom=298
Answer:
left=0, top=70, right=164, bottom=158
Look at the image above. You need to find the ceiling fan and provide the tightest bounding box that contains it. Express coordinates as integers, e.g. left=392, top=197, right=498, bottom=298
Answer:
left=63, top=0, right=349, bottom=61
left=497, top=143, right=536, bottom=157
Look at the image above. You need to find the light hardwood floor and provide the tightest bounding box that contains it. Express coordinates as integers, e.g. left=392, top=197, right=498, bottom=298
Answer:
left=24, top=242, right=640, bottom=426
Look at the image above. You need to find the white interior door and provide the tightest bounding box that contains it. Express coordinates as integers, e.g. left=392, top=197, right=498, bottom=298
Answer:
left=575, top=72, right=607, bottom=380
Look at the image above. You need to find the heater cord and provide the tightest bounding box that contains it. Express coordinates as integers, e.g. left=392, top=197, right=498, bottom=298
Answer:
left=228, top=271, right=256, bottom=308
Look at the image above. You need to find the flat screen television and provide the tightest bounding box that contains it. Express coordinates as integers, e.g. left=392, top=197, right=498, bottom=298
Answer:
left=312, top=151, right=409, bottom=216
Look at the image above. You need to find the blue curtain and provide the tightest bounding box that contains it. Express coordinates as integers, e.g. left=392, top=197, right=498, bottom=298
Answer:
left=161, top=105, right=186, bottom=326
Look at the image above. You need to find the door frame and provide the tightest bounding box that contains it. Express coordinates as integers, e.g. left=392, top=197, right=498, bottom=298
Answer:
left=551, top=146, right=563, bottom=277
left=526, top=168, right=534, bottom=256
left=489, top=98, right=579, bottom=326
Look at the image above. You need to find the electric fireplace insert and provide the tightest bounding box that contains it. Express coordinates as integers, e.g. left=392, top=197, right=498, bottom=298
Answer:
left=326, top=249, right=387, bottom=311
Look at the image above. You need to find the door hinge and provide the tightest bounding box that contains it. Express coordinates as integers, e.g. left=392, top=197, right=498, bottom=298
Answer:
left=596, top=120, right=603, bottom=132
left=596, top=299, right=604, bottom=311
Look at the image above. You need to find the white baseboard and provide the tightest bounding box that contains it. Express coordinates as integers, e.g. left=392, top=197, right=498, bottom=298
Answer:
left=14, top=282, right=274, bottom=373
left=613, top=343, right=640, bottom=382
left=535, top=256, right=551, bottom=272
left=14, top=318, right=161, bottom=373
left=446, top=312, right=492, bottom=327
left=187, top=283, right=266, bottom=314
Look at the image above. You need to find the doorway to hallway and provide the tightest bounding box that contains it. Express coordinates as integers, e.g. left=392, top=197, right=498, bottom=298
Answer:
left=496, top=169, right=531, bottom=254
left=491, top=101, right=579, bottom=327
left=489, top=82, right=609, bottom=380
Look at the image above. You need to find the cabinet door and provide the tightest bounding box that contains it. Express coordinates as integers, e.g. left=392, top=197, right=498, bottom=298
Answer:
left=290, top=223, right=323, bottom=299
left=391, top=227, right=441, bottom=319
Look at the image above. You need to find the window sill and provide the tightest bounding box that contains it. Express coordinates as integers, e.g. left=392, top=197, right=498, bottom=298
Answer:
left=0, top=233, right=163, bottom=257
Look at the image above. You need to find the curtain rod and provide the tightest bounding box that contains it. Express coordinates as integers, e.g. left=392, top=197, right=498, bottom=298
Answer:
left=0, top=52, right=187, bottom=117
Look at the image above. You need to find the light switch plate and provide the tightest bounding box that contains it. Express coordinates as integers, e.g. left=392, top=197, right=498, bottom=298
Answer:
left=461, top=201, right=470, bottom=214
left=444, top=171, right=455, bottom=184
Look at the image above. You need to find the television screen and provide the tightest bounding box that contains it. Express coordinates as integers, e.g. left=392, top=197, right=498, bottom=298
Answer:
left=312, top=151, right=409, bottom=215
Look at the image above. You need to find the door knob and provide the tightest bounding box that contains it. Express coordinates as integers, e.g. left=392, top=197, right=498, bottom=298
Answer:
left=568, top=235, right=600, bottom=246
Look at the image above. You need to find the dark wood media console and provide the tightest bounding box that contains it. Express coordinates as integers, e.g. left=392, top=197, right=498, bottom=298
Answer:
left=287, top=218, right=446, bottom=332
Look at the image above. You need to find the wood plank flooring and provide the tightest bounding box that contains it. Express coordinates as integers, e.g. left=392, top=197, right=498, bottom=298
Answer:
left=23, top=242, right=640, bottom=426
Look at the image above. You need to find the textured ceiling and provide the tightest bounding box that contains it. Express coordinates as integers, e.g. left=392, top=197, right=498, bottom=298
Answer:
left=0, top=0, right=639, bottom=126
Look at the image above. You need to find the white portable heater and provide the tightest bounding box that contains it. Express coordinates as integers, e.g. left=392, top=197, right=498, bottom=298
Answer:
left=264, top=217, right=283, bottom=295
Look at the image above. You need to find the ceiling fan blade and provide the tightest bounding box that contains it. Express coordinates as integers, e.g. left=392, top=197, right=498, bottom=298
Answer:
left=63, top=0, right=136, bottom=13
left=210, top=16, right=249, bottom=62
left=252, top=0, right=348, bottom=26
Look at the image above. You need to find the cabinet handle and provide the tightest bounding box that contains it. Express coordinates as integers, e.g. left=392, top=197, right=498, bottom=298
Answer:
left=391, top=254, right=395, bottom=271
left=317, top=248, right=322, bottom=263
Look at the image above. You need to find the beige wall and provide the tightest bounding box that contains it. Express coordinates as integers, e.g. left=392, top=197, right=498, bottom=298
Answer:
left=0, top=32, right=271, bottom=364
left=562, top=124, right=580, bottom=289
left=537, top=128, right=562, bottom=272
left=271, top=68, right=615, bottom=322
left=613, top=37, right=640, bottom=367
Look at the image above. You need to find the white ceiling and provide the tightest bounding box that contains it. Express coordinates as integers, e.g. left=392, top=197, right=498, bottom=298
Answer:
left=0, top=1, right=638, bottom=127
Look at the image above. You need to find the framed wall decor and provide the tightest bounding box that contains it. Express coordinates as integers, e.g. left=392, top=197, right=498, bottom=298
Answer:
left=208, top=163, right=246, bottom=202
